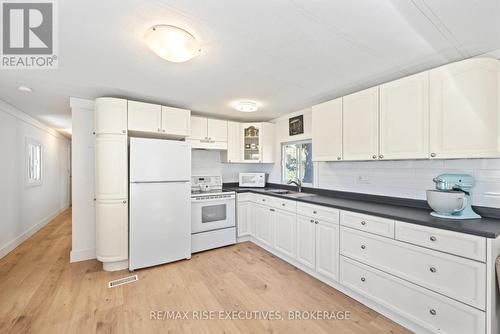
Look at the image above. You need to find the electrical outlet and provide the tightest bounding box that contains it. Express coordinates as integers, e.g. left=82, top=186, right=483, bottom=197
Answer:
left=357, top=175, right=371, bottom=184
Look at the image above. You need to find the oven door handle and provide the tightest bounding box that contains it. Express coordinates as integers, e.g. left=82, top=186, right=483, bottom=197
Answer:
left=191, top=196, right=235, bottom=203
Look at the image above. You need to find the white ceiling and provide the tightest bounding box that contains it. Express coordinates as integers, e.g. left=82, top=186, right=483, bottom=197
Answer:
left=1, top=0, right=499, bottom=131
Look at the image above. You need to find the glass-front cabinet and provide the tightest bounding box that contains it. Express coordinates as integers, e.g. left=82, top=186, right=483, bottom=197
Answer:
left=242, top=123, right=262, bottom=162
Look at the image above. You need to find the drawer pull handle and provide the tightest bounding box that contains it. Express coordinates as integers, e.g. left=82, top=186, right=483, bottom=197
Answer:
left=429, top=309, right=436, bottom=316
left=361, top=221, right=367, bottom=226
left=270, top=208, right=275, bottom=212
left=361, top=245, right=366, bottom=250
left=430, top=236, right=437, bottom=242
left=313, top=210, right=317, bottom=214
left=429, top=267, right=437, bottom=273
left=360, top=277, right=366, bottom=282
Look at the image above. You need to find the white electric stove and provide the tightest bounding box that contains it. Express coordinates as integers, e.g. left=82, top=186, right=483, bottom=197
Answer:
left=191, top=176, right=236, bottom=253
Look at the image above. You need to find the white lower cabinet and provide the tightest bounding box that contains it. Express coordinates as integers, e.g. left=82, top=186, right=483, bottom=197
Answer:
left=315, top=221, right=339, bottom=282
left=273, top=209, right=296, bottom=259
left=237, top=201, right=252, bottom=237
left=340, top=256, right=485, bottom=334
left=95, top=199, right=128, bottom=263
left=254, top=204, right=274, bottom=247
left=296, top=216, right=316, bottom=270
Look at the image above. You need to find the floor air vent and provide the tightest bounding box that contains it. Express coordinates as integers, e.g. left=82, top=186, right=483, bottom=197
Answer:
left=108, top=275, right=138, bottom=288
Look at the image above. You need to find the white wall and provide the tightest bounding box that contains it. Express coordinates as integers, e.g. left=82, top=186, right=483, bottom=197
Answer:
left=70, top=98, right=96, bottom=262
left=0, top=99, right=70, bottom=259
left=269, top=108, right=500, bottom=208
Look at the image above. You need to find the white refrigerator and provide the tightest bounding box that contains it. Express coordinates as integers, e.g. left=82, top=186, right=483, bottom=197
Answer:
left=129, top=138, right=191, bottom=270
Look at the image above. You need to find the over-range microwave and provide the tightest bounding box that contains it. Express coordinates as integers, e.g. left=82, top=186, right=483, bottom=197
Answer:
left=239, top=173, right=266, bottom=188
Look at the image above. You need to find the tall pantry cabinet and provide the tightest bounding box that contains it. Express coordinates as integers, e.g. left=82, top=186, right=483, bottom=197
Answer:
left=94, top=97, right=129, bottom=271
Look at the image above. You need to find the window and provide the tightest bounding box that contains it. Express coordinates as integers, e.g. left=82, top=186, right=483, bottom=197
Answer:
left=26, top=138, right=42, bottom=186
left=282, top=141, right=313, bottom=185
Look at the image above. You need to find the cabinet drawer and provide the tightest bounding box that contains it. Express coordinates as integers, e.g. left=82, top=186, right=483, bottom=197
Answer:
left=254, top=194, right=276, bottom=207
left=340, top=256, right=485, bottom=334
left=297, top=202, right=339, bottom=223
left=271, top=198, right=297, bottom=213
left=340, top=211, right=394, bottom=238
left=395, top=222, right=486, bottom=262
left=340, top=227, right=486, bottom=309
left=237, top=193, right=254, bottom=202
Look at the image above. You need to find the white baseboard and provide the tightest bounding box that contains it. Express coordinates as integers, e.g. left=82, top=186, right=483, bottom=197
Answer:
left=70, top=248, right=96, bottom=263
left=0, top=207, right=68, bottom=260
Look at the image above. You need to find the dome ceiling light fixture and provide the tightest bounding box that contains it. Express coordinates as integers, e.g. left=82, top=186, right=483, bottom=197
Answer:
left=144, top=24, right=201, bottom=63
left=235, top=101, right=258, bottom=113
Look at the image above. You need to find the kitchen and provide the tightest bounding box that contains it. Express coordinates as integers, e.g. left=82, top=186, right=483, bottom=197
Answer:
left=1, top=1, right=500, bottom=334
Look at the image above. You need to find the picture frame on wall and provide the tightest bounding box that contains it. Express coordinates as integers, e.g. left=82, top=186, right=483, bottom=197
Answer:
left=289, top=115, right=304, bottom=136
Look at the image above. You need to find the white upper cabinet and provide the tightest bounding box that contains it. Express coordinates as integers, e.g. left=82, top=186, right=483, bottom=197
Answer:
left=312, top=98, right=343, bottom=161
left=95, top=134, right=128, bottom=200
left=94, top=97, right=127, bottom=135
left=379, top=72, right=430, bottom=160
left=207, top=119, right=228, bottom=142
left=127, top=101, right=162, bottom=133
left=241, top=122, right=275, bottom=163
left=223, top=121, right=242, bottom=163
left=161, top=106, right=191, bottom=137
left=429, top=58, right=500, bottom=159
left=190, top=116, right=208, bottom=140
left=343, top=87, right=380, bottom=161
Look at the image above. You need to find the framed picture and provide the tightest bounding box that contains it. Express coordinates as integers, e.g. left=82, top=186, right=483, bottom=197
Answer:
left=289, top=115, right=304, bottom=136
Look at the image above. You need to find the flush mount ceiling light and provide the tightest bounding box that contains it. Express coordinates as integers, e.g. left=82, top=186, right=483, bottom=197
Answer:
left=235, top=101, right=258, bottom=112
left=18, top=85, right=32, bottom=92
left=144, top=25, right=201, bottom=63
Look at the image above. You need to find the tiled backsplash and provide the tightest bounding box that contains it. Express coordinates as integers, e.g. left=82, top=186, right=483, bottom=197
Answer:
left=192, top=150, right=273, bottom=182
left=316, top=159, right=500, bottom=208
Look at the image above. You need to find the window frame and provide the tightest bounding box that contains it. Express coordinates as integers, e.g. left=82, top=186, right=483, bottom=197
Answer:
left=281, top=140, right=313, bottom=187
left=26, top=137, right=42, bottom=187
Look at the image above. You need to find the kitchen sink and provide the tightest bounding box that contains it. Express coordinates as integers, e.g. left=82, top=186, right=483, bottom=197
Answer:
left=264, top=189, right=316, bottom=198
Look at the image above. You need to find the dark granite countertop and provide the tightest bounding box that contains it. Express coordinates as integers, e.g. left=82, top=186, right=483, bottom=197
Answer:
left=224, top=186, right=500, bottom=238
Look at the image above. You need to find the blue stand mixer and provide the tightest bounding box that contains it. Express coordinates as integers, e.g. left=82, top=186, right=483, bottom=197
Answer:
left=426, top=174, right=481, bottom=220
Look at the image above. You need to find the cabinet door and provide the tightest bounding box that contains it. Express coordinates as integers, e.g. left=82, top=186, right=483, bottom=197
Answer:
left=380, top=72, right=429, bottom=160
left=226, top=121, right=241, bottom=163
left=237, top=202, right=251, bottom=237
left=315, top=221, right=339, bottom=282
left=161, top=106, right=191, bottom=137
left=128, top=101, right=162, bottom=133
left=343, top=87, right=379, bottom=161
left=207, top=119, right=228, bottom=142
left=296, top=216, right=315, bottom=269
left=274, top=209, right=296, bottom=258
left=254, top=204, right=274, bottom=247
left=189, top=116, right=208, bottom=140
left=94, top=98, right=127, bottom=135
left=312, top=98, right=343, bottom=161
left=95, top=135, right=128, bottom=200
left=96, top=199, right=128, bottom=262
left=430, top=58, right=500, bottom=159
left=242, top=123, right=262, bottom=162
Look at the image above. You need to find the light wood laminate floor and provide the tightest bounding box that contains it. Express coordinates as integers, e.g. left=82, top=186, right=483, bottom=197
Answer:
left=0, top=209, right=412, bottom=333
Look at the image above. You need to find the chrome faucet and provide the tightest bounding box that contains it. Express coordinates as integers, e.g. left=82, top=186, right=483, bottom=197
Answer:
left=287, top=178, right=303, bottom=192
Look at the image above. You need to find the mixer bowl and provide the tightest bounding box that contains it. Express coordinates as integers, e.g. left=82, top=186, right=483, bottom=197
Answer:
left=426, top=190, right=466, bottom=215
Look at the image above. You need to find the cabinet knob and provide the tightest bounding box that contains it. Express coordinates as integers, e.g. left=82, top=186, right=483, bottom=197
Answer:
left=360, top=277, right=366, bottom=282
left=429, top=309, right=436, bottom=316
left=282, top=203, right=285, bottom=206
left=123, top=200, right=127, bottom=204
left=361, top=221, right=366, bottom=226
left=372, top=155, right=377, bottom=159
left=313, top=210, right=317, bottom=214
left=315, top=220, right=319, bottom=224
left=93, top=131, right=96, bottom=135
left=429, top=266, right=437, bottom=273
left=430, top=153, right=436, bottom=158
left=430, top=236, right=437, bottom=242
left=310, top=219, right=314, bottom=223
left=378, top=154, right=384, bottom=159
left=337, top=157, right=341, bottom=161
left=163, top=129, right=166, bottom=133
left=122, top=130, right=126, bottom=134
left=361, top=245, right=366, bottom=250
left=158, top=128, right=161, bottom=132
left=270, top=208, right=275, bottom=212
left=262, top=199, right=265, bottom=202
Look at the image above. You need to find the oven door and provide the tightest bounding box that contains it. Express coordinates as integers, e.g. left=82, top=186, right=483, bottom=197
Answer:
left=191, top=196, right=235, bottom=233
